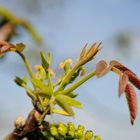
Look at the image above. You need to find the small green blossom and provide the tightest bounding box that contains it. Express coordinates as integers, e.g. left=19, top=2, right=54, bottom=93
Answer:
left=50, top=125, right=58, bottom=137
left=85, top=130, right=94, bottom=140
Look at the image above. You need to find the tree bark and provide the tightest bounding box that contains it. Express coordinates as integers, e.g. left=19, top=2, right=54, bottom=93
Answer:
left=4, top=109, right=42, bottom=140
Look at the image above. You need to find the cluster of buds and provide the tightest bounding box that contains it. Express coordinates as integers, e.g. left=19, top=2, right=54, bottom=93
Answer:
left=42, top=122, right=100, bottom=140
left=96, top=60, right=140, bottom=125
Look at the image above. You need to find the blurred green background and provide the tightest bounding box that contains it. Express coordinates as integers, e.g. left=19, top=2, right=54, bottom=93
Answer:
left=0, top=0, right=140, bottom=139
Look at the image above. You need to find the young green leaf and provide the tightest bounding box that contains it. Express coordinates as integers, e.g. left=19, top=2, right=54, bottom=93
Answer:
left=55, top=99, right=74, bottom=116
left=66, top=92, right=78, bottom=98
left=40, top=52, right=49, bottom=72
left=31, top=78, right=52, bottom=96
left=15, top=76, right=27, bottom=87
left=52, top=108, right=70, bottom=116
left=55, top=95, right=82, bottom=108
left=47, top=52, right=51, bottom=65
left=15, top=76, right=36, bottom=101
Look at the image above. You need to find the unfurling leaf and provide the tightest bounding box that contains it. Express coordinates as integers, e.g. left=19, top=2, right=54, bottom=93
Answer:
left=78, top=43, right=101, bottom=67
left=15, top=76, right=27, bottom=87
left=86, top=42, right=101, bottom=60
left=15, top=43, right=26, bottom=52
left=95, top=60, right=110, bottom=77
left=47, top=52, right=51, bottom=65
left=118, top=74, right=128, bottom=97
left=31, top=78, right=52, bottom=96
left=125, top=84, right=138, bottom=125
left=124, top=70, right=140, bottom=90
left=86, top=42, right=97, bottom=57
left=40, top=52, right=49, bottom=72
left=14, top=76, right=36, bottom=100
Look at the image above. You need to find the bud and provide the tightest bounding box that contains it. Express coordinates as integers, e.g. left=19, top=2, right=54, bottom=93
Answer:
left=85, top=130, right=94, bottom=139
left=15, top=116, right=25, bottom=130
left=67, top=130, right=75, bottom=138
left=67, top=122, right=75, bottom=131
left=77, top=125, right=85, bottom=132
left=59, top=59, right=73, bottom=69
left=50, top=125, right=58, bottom=137
left=58, top=123, right=67, bottom=136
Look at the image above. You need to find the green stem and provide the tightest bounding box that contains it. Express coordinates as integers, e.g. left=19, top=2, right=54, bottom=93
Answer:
left=60, top=71, right=96, bottom=95
left=16, top=51, right=34, bottom=78
left=38, top=107, right=49, bottom=125
left=47, top=73, right=53, bottom=94
left=55, top=64, right=79, bottom=92
left=22, top=84, right=36, bottom=102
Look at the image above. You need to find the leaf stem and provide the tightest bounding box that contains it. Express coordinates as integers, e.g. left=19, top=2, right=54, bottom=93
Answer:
left=55, top=64, right=79, bottom=93
left=16, top=51, right=34, bottom=78
left=60, top=71, right=96, bottom=95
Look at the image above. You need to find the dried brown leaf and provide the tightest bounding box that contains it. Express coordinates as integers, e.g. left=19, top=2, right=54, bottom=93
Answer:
left=125, top=84, right=138, bottom=125
left=118, top=74, right=128, bottom=97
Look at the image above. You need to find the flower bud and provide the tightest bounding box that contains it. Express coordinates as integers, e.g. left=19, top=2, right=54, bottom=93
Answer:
left=58, top=123, right=67, bottom=136
left=85, top=130, right=94, bottom=139
left=50, top=125, right=58, bottom=137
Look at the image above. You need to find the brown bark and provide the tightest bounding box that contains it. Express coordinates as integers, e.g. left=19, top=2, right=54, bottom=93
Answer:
left=4, top=109, right=42, bottom=140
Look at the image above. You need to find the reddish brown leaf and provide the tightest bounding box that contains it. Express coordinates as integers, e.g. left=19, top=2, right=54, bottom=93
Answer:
left=125, top=84, right=138, bottom=125
left=110, top=60, right=136, bottom=76
left=124, top=70, right=140, bottom=90
left=110, top=60, right=140, bottom=89
left=96, top=60, right=110, bottom=77
left=119, top=74, right=128, bottom=97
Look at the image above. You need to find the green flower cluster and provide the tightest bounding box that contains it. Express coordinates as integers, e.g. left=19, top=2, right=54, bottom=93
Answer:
left=42, top=122, right=100, bottom=140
